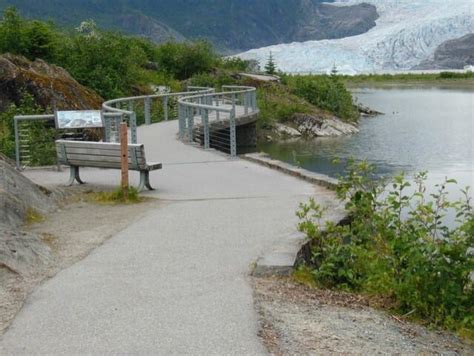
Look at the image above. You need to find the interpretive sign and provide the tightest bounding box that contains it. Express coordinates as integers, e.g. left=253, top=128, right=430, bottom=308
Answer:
left=55, top=110, right=103, bottom=129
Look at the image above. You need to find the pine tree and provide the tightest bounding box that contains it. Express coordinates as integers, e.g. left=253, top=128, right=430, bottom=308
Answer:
left=264, top=52, right=277, bottom=75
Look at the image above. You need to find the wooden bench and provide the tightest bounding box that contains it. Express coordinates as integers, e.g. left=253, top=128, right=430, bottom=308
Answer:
left=55, top=140, right=162, bottom=192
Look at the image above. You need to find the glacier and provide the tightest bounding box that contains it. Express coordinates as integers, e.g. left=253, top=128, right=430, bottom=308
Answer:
left=236, top=0, right=474, bottom=74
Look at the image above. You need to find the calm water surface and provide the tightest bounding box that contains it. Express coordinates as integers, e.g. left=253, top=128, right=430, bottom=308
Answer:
left=258, top=87, right=474, bottom=196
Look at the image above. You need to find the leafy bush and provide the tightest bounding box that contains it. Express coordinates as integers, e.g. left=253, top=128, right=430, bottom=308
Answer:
left=188, top=71, right=236, bottom=89
left=218, top=57, right=250, bottom=72
left=257, top=83, right=313, bottom=128
left=284, top=74, right=359, bottom=121
left=155, top=41, right=217, bottom=80
left=0, top=7, right=61, bottom=62
left=297, top=160, right=473, bottom=333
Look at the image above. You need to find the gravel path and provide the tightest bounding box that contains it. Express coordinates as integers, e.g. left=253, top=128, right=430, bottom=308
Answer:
left=253, top=277, right=472, bottom=355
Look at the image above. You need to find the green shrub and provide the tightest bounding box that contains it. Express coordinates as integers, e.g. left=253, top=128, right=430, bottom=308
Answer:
left=257, top=83, right=313, bottom=128
left=0, top=7, right=62, bottom=63
left=297, top=160, right=474, bottom=333
left=284, top=74, right=359, bottom=121
left=155, top=41, right=217, bottom=80
left=189, top=71, right=236, bottom=89
left=218, top=57, right=250, bottom=72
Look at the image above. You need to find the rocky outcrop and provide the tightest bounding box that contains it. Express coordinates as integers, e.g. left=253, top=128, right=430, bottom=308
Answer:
left=0, top=156, right=57, bottom=275
left=274, top=123, right=302, bottom=138
left=0, top=54, right=103, bottom=112
left=270, top=114, right=359, bottom=140
left=291, top=113, right=359, bottom=137
left=414, top=34, right=474, bottom=70
left=0, top=155, right=56, bottom=228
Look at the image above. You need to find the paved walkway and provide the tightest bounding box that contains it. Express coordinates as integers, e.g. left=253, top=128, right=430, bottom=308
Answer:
left=0, top=120, right=339, bottom=355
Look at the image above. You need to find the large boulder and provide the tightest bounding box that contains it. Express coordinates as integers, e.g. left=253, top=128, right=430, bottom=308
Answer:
left=292, top=113, right=359, bottom=137
left=0, top=155, right=56, bottom=228
left=0, top=54, right=103, bottom=112
left=0, top=156, right=56, bottom=276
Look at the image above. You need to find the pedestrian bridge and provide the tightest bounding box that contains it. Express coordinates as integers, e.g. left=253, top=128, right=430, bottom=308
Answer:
left=13, top=85, right=258, bottom=169
left=102, top=85, right=259, bottom=157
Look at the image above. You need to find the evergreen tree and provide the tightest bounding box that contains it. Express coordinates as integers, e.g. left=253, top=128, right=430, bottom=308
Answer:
left=264, top=52, right=277, bottom=75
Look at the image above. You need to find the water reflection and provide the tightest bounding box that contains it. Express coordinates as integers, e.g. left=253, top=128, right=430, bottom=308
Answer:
left=258, top=86, right=474, bottom=195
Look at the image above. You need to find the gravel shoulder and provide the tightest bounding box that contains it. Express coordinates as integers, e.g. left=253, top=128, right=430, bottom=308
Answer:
left=253, top=276, right=473, bottom=355
left=0, top=189, right=157, bottom=335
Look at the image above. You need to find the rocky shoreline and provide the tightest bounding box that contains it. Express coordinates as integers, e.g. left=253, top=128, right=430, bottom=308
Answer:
left=262, top=105, right=381, bottom=141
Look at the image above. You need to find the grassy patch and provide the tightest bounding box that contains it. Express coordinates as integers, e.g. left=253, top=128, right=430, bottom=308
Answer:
left=293, top=266, right=318, bottom=288
left=342, top=72, right=474, bottom=88
left=25, top=208, right=45, bottom=224
left=87, top=186, right=144, bottom=205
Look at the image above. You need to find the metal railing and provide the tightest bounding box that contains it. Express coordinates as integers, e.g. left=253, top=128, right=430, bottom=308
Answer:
left=13, top=85, right=258, bottom=169
left=177, top=86, right=258, bottom=157
left=102, top=86, right=214, bottom=144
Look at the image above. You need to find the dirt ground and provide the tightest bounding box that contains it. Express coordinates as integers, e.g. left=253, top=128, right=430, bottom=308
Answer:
left=253, top=276, right=473, bottom=355
left=0, top=191, right=158, bottom=335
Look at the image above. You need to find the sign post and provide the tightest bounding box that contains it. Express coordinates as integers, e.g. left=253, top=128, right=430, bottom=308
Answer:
left=120, top=122, right=129, bottom=200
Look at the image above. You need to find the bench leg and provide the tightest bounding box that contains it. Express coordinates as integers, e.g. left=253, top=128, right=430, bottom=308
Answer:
left=138, top=171, right=154, bottom=192
left=67, top=166, right=85, bottom=186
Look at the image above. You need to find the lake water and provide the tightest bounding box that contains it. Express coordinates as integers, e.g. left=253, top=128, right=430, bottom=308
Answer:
left=258, top=87, right=474, bottom=198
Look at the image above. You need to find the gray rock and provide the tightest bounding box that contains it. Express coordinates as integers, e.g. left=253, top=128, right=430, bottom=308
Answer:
left=0, top=156, right=56, bottom=228
left=0, top=224, right=52, bottom=276
left=274, top=123, right=302, bottom=138
left=292, top=113, right=359, bottom=137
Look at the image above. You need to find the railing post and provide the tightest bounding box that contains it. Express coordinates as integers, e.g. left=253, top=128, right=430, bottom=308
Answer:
left=244, top=91, right=249, bottom=115
left=203, top=109, right=210, bottom=149
left=230, top=109, right=237, bottom=158
left=104, top=115, right=111, bottom=142
left=130, top=112, right=137, bottom=143
left=178, top=104, right=184, bottom=140
left=14, top=116, right=20, bottom=170
left=128, top=100, right=133, bottom=112
left=144, top=96, right=151, bottom=125
left=163, top=96, right=169, bottom=121
left=231, top=93, right=236, bottom=117
left=187, top=106, right=194, bottom=142
left=114, top=116, right=121, bottom=143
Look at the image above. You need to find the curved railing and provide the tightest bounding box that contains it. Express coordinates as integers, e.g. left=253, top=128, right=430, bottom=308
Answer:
left=102, top=86, right=214, bottom=143
left=177, top=85, right=258, bottom=156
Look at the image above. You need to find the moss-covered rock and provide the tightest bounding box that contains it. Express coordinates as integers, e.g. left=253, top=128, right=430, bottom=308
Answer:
left=0, top=53, right=103, bottom=112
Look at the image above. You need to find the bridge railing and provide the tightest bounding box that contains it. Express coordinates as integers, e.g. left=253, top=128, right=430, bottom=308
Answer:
left=102, top=87, right=214, bottom=144
left=178, top=86, right=258, bottom=157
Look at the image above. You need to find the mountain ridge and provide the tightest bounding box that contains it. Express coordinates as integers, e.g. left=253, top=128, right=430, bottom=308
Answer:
left=0, top=0, right=378, bottom=53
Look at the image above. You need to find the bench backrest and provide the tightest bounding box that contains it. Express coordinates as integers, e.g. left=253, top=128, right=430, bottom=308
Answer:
left=56, top=140, right=147, bottom=170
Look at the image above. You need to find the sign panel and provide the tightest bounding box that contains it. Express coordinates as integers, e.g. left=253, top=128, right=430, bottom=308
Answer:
left=55, top=110, right=103, bottom=129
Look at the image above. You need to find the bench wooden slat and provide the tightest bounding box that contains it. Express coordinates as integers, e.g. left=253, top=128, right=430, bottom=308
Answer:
left=63, top=160, right=144, bottom=170
left=59, top=147, right=145, bottom=157
left=56, top=140, right=144, bottom=151
left=59, top=154, right=146, bottom=166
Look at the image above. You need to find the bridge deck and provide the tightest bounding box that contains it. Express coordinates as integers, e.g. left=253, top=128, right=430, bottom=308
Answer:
left=1, top=119, right=342, bottom=354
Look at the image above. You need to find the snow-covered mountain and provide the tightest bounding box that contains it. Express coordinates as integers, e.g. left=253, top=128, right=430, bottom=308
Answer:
left=236, top=0, right=474, bottom=74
